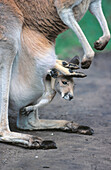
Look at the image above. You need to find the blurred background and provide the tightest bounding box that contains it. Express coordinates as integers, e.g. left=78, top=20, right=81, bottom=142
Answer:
left=55, top=0, right=111, bottom=59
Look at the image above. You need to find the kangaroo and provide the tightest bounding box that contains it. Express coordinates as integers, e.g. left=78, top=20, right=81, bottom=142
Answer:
left=0, top=0, right=110, bottom=149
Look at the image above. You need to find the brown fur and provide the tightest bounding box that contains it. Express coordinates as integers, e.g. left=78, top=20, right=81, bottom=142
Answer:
left=0, top=0, right=95, bottom=43
left=22, top=27, right=52, bottom=56
left=14, top=0, right=67, bottom=42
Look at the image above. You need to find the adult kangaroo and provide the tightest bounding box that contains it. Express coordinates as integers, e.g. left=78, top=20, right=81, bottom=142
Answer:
left=0, top=0, right=110, bottom=149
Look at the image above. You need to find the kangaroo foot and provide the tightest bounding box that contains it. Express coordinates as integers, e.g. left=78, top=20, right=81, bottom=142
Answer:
left=62, top=122, right=94, bottom=135
left=94, top=36, right=110, bottom=50
left=0, top=131, right=57, bottom=149
left=81, top=60, right=92, bottom=69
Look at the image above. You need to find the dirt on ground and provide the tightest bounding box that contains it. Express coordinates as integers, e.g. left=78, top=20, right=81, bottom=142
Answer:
left=0, top=52, right=111, bottom=170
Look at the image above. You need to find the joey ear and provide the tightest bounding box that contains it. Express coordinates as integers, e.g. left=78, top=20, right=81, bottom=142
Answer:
left=69, top=56, right=80, bottom=66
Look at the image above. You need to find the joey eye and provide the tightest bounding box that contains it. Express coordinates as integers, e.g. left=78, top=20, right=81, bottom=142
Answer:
left=62, top=81, right=67, bottom=85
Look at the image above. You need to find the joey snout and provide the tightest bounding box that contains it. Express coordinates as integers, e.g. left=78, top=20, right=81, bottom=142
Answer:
left=62, top=92, right=73, bottom=101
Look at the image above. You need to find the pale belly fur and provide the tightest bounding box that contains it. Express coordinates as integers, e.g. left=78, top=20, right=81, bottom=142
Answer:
left=9, top=29, right=56, bottom=112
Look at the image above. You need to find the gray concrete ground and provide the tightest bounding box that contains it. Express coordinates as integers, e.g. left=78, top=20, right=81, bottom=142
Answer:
left=0, top=52, right=111, bottom=170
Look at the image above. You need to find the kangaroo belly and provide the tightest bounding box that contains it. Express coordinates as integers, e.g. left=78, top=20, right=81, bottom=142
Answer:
left=9, top=28, right=56, bottom=111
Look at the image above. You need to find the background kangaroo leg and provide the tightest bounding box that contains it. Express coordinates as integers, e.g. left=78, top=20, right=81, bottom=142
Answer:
left=55, top=2, right=95, bottom=69
left=89, top=0, right=110, bottom=50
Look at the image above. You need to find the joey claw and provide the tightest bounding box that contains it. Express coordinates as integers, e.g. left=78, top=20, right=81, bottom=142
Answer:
left=62, top=61, right=68, bottom=67
left=69, top=68, right=73, bottom=73
left=73, top=71, right=87, bottom=78
left=49, top=69, right=58, bottom=78
left=65, top=63, right=79, bottom=70
left=20, top=107, right=33, bottom=116
left=20, top=108, right=27, bottom=115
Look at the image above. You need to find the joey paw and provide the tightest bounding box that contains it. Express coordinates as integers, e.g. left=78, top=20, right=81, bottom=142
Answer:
left=20, top=107, right=34, bottom=115
left=49, top=69, right=58, bottom=78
